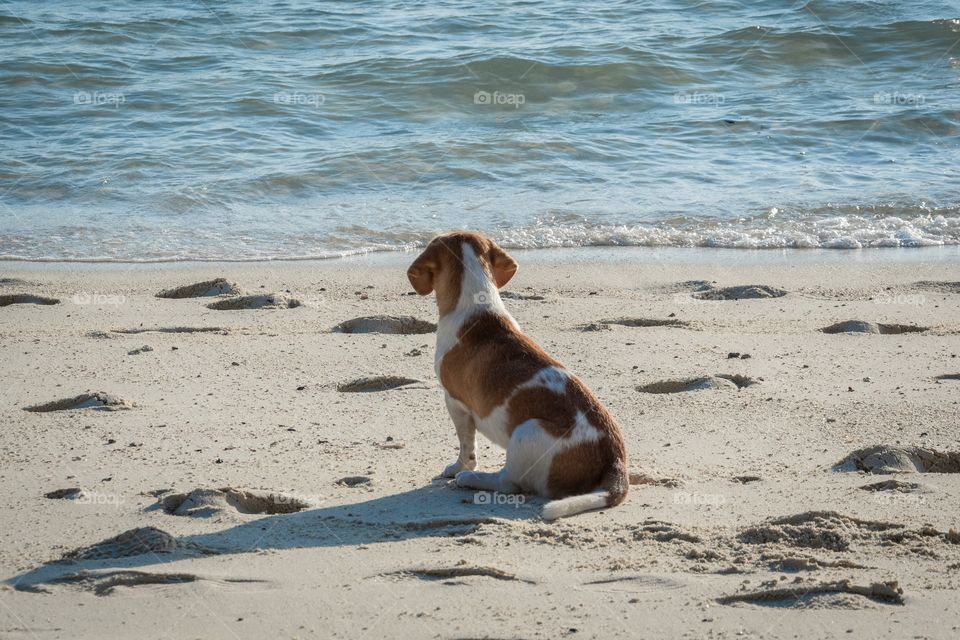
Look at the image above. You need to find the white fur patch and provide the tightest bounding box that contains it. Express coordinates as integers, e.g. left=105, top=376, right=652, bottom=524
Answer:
left=474, top=403, right=512, bottom=449
left=542, top=492, right=609, bottom=521
left=504, top=419, right=554, bottom=494
left=566, top=410, right=602, bottom=444
left=522, top=366, right=569, bottom=394
left=456, top=243, right=503, bottom=312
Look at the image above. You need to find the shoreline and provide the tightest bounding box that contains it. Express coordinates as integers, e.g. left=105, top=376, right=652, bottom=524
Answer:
left=2, top=244, right=959, bottom=273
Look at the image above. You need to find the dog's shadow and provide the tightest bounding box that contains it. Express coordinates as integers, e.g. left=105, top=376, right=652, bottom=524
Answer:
left=8, top=481, right=540, bottom=590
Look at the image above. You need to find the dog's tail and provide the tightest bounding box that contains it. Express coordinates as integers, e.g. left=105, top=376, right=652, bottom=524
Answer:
left=540, top=459, right=629, bottom=521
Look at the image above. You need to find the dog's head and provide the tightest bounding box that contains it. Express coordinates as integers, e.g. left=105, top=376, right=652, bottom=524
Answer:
left=407, top=231, right=517, bottom=315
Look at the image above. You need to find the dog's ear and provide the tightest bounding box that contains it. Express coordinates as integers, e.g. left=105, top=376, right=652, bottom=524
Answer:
left=489, top=242, right=518, bottom=289
left=407, top=246, right=438, bottom=295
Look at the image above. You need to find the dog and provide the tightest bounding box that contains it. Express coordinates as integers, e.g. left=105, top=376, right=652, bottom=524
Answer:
left=407, top=231, right=628, bottom=520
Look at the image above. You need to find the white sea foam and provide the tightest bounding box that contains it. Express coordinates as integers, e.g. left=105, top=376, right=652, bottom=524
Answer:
left=2, top=212, right=958, bottom=263
left=494, top=214, right=960, bottom=251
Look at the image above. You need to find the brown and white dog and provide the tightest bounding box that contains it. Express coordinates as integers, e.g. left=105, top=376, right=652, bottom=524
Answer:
left=407, top=231, right=629, bottom=520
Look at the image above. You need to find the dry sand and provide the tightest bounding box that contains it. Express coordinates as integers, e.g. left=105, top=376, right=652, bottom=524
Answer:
left=1, top=248, right=959, bottom=639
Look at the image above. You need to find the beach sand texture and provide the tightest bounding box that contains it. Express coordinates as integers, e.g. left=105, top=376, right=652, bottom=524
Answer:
left=1, top=254, right=959, bottom=639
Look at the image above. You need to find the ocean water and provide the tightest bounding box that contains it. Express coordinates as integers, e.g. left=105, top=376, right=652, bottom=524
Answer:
left=1, top=0, right=958, bottom=262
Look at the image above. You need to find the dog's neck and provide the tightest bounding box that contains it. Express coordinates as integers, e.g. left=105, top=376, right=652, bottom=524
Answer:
left=452, top=242, right=505, bottom=316
left=435, top=242, right=513, bottom=374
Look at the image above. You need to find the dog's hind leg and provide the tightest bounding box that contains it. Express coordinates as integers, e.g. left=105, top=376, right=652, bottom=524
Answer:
left=456, top=419, right=556, bottom=494
left=502, top=419, right=556, bottom=495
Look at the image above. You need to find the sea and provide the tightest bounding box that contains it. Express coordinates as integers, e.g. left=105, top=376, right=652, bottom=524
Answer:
left=1, top=0, right=958, bottom=262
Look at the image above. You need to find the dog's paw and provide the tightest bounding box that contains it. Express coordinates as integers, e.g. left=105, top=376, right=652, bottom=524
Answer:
left=454, top=470, right=477, bottom=488
left=442, top=459, right=476, bottom=478
left=441, top=462, right=460, bottom=478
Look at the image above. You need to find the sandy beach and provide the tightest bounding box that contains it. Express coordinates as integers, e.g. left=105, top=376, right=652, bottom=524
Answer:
left=1, top=248, right=959, bottom=639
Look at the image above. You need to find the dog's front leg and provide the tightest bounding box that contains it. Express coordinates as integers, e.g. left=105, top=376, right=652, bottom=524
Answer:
left=441, top=394, right=477, bottom=478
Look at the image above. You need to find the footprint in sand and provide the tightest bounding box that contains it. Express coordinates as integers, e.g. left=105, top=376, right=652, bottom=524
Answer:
left=763, top=554, right=871, bottom=573
left=592, top=317, right=690, bottom=329
left=60, top=527, right=208, bottom=561
left=25, top=570, right=265, bottom=597
left=659, top=280, right=714, bottom=294
left=692, top=285, right=787, bottom=300
left=45, top=488, right=86, bottom=500
left=628, top=520, right=702, bottom=543
left=0, top=293, right=60, bottom=306
left=836, top=444, right=960, bottom=474
left=820, top=320, right=928, bottom=334
left=582, top=574, right=687, bottom=593
left=156, top=278, right=240, bottom=298
left=629, top=471, right=682, bottom=488
left=48, top=570, right=199, bottom=596
left=738, top=510, right=960, bottom=554
left=859, top=479, right=925, bottom=493
left=383, top=565, right=534, bottom=584
left=737, top=511, right=904, bottom=552
left=127, top=345, right=153, bottom=356
left=578, top=322, right=612, bottom=332
left=501, top=291, right=546, bottom=301
left=336, top=376, right=421, bottom=392
left=637, top=374, right=757, bottom=394
left=206, top=294, right=301, bottom=310
left=336, top=475, right=372, bottom=487
left=717, top=580, right=903, bottom=607
left=332, top=315, right=436, bottom=334
left=913, top=280, right=960, bottom=294
left=24, top=392, right=132, bottom=412
left=103, top=326, right=229, bottom=336
left=159, top=488, right=310, bottom=517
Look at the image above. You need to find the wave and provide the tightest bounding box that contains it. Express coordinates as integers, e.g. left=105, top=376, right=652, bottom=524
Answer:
left=2, top=209, right=958, bottom=263
left=494, top=212, right=960, bottom=250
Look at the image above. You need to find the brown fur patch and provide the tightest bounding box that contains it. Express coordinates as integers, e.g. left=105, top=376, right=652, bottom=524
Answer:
left=547, top=439, right=609, bottom=498
left=507, top=387, right=575, bottom=438
left=547, top=438, right=629, bottom=501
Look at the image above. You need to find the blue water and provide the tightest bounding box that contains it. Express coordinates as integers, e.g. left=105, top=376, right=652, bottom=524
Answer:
left=1, top=1, right=958, bottom=261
